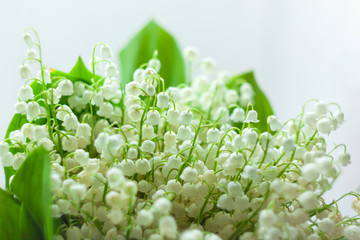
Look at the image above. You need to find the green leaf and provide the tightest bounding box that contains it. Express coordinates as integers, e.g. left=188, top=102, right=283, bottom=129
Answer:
left=120, top=20, right=186, bottom=88
left=50, top=56, right=97, bottom=85
left=227, top=71, right=274, bottom=132
left=19, top=204, right=44, bottom=240
left=11, top=146, right=53, bottom=240
left=0, top=188, right=21, bottom=240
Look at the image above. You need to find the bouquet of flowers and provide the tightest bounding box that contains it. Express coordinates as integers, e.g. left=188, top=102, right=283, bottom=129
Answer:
left=1, top=21, right=359, bottom=240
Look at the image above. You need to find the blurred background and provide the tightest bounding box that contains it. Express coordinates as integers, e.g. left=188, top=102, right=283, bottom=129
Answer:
left=1, top=0, right=360, bottom=216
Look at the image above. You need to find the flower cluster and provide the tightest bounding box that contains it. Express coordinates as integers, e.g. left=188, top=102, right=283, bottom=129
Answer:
left=1, top=30, right=360, bottom=240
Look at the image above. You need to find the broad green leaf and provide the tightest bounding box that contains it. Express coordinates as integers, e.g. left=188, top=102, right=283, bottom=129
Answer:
left=227, top=71, right=274, bottom=132
left=20, top=204, right=44, bottom=240
left=0, top=188, right=21, bottom=240
left=120, top=20, right=186, bottom=88
left=50, top=56, right=99, bottom=85
left=11, top=147, right=53, bottom=240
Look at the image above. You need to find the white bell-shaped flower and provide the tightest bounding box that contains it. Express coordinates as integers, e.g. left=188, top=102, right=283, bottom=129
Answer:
left=146, top=110, right=160, bottom=125
left=133, top=69, right=144, bottom=83
left=135, top=158, right=151, bottom=175
left=180, top=167, right=198, bottom=183
left=201, top=58, right=216, bottom=73
left=207, top=128, right=220, bottom=143
left=106, top=168, right=124, bottom=188
left=164, top=131, right=176, bottom=146
left=136, top=209, right=153, bottom=227
left=23, top=32, right=34, bottom=46
left=148, top=59, right=161, bottom=72
left=267, top=115, right=282, bottom=131
left=317, top=118, right=331, bottom=135
left=245, top=110, right=259, bottom=123
left=100, top=44, right=112, bottom=59
left=127, top=105, right=143, bottom=122
left=145, top=84, right=156, bottom=96
left=159, top=216, right=177, bottom=239
left=70, top=183, right=86, bottom=201
left=57, top=80, right=74, bottom=96
left=167, top=109, right=180, bottom=125
left=15, top=102, right=27, bottom=115
left=19, top=64, right=32, bottom=79
left=74, top=149, right=89, bottom=166
left=230, top=108, right=245, bottom=123
left=179, top=111, right=193, bottom=125
left=184, top=46, right=200, bottom=62
left=142, top=125, right=154, bottom=139
left=26, top=101, right=41, bottom=120
left=125, top=81, right=141, bottom=96
left=314, top=101, right=328, bottom=116
left=141, top=140, right=155, bottom=153
left=157, top=92, right=169, bottom=109
left=105, top=63, right=118, bottom=78
left=18, top=85, right=34, bottom=101
left=177, top=125, right=192, bottom=141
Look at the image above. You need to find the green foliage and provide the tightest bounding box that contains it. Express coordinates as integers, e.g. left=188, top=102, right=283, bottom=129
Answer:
left=50, top=56, right=98, bottom=85
left=227, top=71, right=274, bottom=132
left=10, top=147, right=53, bottom=240
left=0, top=188, right=21, bottom=239
left=19, top=204, right=44, bottom=240
left=120, top=20, right=186, bottom=88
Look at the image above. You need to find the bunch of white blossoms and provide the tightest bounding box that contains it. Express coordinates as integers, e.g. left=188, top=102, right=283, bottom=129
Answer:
left=1, top=30, right=360, bottom=240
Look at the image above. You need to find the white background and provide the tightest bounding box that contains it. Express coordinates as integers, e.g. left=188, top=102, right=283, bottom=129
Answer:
left=1, top=0, right=360, bottom=216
